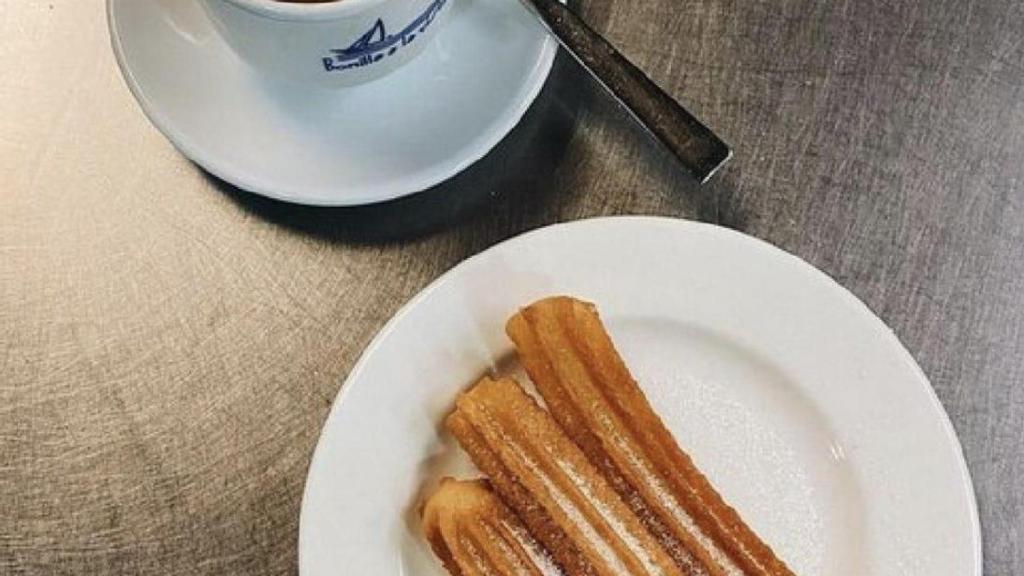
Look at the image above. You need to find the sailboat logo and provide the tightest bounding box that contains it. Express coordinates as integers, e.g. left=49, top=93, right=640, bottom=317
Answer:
left=346, top=20, right=388, bottom=55
left=322, top=0, right=448, bottom=72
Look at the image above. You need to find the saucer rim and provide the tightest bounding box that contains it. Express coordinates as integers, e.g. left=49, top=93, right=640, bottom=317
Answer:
left=107, top=0, right=559, bottom=207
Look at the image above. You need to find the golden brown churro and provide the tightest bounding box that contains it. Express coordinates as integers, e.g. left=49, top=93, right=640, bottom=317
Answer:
left=421, top=478, right=557, bottom=576
left=507, top=297, right=795, bottom=576
left=448, top=377, right=685, bottom=576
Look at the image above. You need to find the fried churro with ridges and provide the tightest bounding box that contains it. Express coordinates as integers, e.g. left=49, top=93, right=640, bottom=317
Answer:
left=448, top=377, right=685, bottom=576
left=507, top=297, right=795, bottom=576
left=422, top=478, right=559, bottom=576
left=447, top=411, right=594, bottom=576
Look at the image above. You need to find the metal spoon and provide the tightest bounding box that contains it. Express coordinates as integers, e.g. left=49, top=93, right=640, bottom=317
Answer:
left=520, top=0, right=732, bottom=183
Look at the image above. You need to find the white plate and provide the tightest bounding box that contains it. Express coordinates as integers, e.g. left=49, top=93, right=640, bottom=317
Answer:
left=299, top=217, right=981, bottom=575
left=107, top=0, right=556, bottom=206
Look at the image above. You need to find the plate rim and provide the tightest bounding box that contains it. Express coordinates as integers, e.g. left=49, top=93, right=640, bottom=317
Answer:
left=106, top=0, right=558, bottom=207
left=297, top=216, right=983, bottom=575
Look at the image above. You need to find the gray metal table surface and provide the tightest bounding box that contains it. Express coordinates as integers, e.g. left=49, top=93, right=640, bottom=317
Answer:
left=2, top=0, right=1021, bottom=574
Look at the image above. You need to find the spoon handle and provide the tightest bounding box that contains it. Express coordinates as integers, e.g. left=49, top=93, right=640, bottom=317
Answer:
left=522, top=0, right=732, bottom=183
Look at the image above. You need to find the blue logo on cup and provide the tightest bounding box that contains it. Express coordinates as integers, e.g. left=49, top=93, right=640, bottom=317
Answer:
left=322, top=0, right=448, bottom=72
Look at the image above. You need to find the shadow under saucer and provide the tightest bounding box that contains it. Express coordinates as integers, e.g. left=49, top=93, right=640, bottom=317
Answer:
left=210, top=52, right=589, bottom=245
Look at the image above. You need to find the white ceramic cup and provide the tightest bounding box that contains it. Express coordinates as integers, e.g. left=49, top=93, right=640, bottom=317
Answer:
left=200, top=0, right=451, bottom=87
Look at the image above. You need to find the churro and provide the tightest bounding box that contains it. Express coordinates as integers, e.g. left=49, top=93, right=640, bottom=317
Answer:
left=448, top=377, right=685, bottom=576
left=507, top=297, right=794, bottom=576
left=421, top=478, right=559, bottom=576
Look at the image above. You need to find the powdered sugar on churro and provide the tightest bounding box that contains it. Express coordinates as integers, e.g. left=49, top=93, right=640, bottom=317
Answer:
left=558, top=457, right=671, bottom=576
left=507, top=436, right=630, bottom=574
left=478, top=519, right=532, bottom=576
left=601, top=410, right=744, bottom=576
left=499, top=519, right=562, bottom=576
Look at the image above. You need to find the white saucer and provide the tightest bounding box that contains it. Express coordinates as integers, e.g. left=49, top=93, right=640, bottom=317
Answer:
left=299, top=217, right=981, bottom=575
left=108, top=0, right=557, bottom=206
